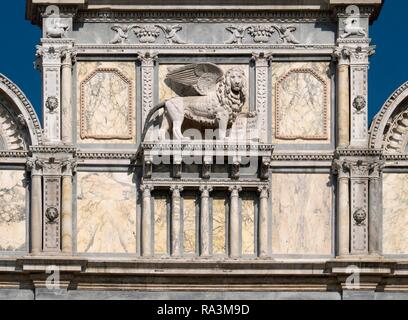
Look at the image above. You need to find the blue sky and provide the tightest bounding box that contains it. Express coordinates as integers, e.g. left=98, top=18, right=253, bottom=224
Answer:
left=0, top=0, right=405, bottom=123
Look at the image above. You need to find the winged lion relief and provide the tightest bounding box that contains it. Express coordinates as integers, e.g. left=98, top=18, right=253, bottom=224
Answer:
left=142, top=63, right=255, bottom=141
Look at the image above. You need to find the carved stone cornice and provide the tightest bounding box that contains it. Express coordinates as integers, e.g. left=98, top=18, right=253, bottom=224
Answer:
left=0, top=151, right=29, bottom=159
left=74, top=11, right=334, bottom=24
left=29, top=145, right=77, bottom=155
left=335, top=148, right=383, bottom=158
left=76, top=151, right=137, bottom=160
left=142, top=179, right=267, bottom=189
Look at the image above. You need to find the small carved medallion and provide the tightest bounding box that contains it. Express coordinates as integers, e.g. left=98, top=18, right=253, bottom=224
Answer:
left=45, top=207, right=59, bottom=224
left=46, top=96, right=59, bottom=114
left=353, top=96, right=367, bottom=113
left=353, top=208, right=367, bottom=226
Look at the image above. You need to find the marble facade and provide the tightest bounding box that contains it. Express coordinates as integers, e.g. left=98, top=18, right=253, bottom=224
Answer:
left=0, top=171, right=27, bottom=251
left=4, top=0, right=408, bottom=300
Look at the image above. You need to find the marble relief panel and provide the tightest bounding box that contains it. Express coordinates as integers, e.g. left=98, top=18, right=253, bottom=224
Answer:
left=212, top=197, right=227, bottom=255
left=272, top=62, right=331, bottom=144
left=0, top=171, right=26, bottom=251
left=383, top=174, right=408, bottom=255
left=159, top=64, right=249, bottom=113
left=154, top=196, right=169, bottom=255
left=76, top=172, right=137, bottom=254
left=77, top=61, right=136, bottom=144
left=271, top=173, right=332, bottom=255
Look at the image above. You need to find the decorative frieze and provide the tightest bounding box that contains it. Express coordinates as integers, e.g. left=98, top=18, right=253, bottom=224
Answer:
left=110, top=24, right=186, bottom=44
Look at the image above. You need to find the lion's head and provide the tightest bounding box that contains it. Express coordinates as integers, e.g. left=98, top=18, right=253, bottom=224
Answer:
left=225, top=67, right=247, bottom=95
left=221, top=67, right=247, bottom=117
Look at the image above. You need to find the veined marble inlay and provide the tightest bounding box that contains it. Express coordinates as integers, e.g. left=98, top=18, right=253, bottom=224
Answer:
left=183, top=196, right=197, bottom=255
left=242, top=196, right=255, bottom=255
left=272, top=62, right=331, bottom=144
left=212, top=197, right=227, bottom=255
left=76, top=172, right=136, bottom=254
left=154, top=196, right=168, bottom=255
left=272, top=173, right=332, bottom=255
left=383, top=174, right=408, bottom=254
left=0, top=171, right=26, bottom=251
left=77, top=61, right=136, bottom=144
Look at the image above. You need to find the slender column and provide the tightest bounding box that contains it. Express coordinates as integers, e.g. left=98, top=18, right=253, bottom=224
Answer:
left=61, top=160, right=75, bottom=254
left=258, top=186, right=269, bottom=258
left=334, top=48, right=351, bottom=148
left=141, top=185, right=154, bottom=256
left=334, top=160, right=350, bottom=257
left=369, top=162, right=384, bottom=255
left=27, top=159, right=43, bottom=255
left=199, top=186, right=212, bottom=257
left=61, top=46, right=75, bottom=144
left=171, top=186, right=183, bottom=257
left=229, top=186, right=242, bottom=258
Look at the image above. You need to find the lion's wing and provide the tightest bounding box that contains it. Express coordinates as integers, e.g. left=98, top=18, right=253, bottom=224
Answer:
left=166, top=63, right=224, bottom=96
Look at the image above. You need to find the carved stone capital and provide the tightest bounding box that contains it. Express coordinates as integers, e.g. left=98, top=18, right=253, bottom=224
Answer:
left=61, top=47, right=77, bottom=66
left=332, top=159, right=351, bottom=179
left=369, top=161, right=385, bottom=179
left=349, top=160, right=371, bottom=178
left=26, top=157, right=44, bottom=175
left=199, top=186, right=213, bottom=197
left=137, top=52, right=158, bottom=66
left=170, top=185, right=184, bottom=194
left=140, top=184, right=154, bottom=198
left=229, top=185, right=242, bottom=195
left=258, top=186, right=270, bottom=199
left=61, top=158, right=77, bottom=176
left=251, top=52, right=273, bottom=66
left=333, top=47, right=351, bottom=65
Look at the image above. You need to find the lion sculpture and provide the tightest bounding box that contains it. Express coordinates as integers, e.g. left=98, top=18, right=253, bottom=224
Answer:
left=142, top=63, right=249, bottom=141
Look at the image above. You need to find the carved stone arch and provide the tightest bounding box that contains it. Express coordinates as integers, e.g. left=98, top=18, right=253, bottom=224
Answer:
left=0, top=74, right=42, bottom=149
left=369, top=81, right=408, bottom=153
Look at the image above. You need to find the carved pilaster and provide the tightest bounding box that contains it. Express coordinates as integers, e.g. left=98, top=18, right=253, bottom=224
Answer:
left=349, top=160, right=370, bottom=255
left=141, top=184, right=154, bottom=256
left=199, top=186, right=213, bottom=257
left=258, top=186, right=269, bottom=258
left=170, top=185, right=183, bottom=257
left=348, top=46, right=374, bottom=149
left=41, top=158, right=63, bottom=252
left=229, top=186, right=242, bottom=258
left=138, top=52, right=158, bottom=137
left=252, top=52, right=272, bottom=143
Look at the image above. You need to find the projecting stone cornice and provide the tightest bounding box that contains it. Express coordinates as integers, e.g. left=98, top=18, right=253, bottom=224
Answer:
left=26, top=0, right=383, bottom=25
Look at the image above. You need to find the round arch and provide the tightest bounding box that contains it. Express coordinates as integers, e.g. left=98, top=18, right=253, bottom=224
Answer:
left=0, top=73, right=42, bottom=149
left=369, top=81, right=408, bottom=153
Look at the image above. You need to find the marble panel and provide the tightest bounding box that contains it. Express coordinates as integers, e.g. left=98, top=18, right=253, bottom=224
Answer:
left=154, top=196, right=168, bottom=255
left=77, top=61, right=136, bottom=144
left=271, top=173, right=332, bottom=255
left=183, top=196, right=197, bottom=255
left=383, top=174, right=408, bottom=254
left=212, top=197, right=227, bottom=255
left=272, top=62, right=331, bottom=144
left=241, top=196, right=255, bottom=255
left=76, top=172, right=136, bottom=254
left=0, top=171, right=26, bottom=251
